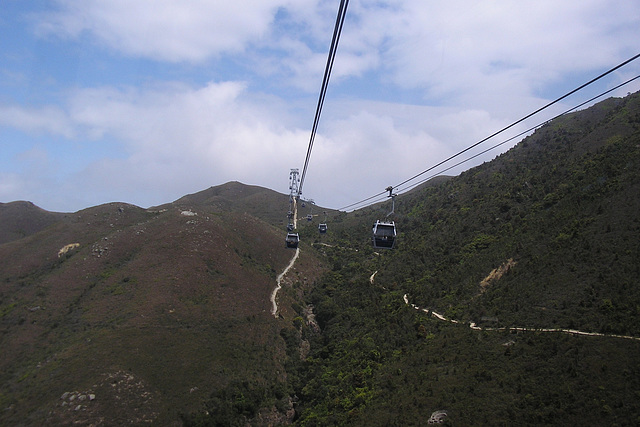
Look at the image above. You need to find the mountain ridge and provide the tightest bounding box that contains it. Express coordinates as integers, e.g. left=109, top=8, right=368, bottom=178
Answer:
left=0, top=180, right=340, bottom=246
left=0, top=201, right=66, bottom=245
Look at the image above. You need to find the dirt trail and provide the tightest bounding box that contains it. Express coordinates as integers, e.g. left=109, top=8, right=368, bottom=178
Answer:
left=292, top=197, right=298, bottom=229
left=403, top=294, right=640, bottom=342
left=271, top=248, right=300, bottom=317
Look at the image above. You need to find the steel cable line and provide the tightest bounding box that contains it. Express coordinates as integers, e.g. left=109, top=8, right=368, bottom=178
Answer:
left=395, top=74, right=640, bottom=195
left=343, top=73, right=640, bottom=210
left=340, top=194, right=388, bottom=212
left=298, top=0, right=349, bottom=198
left=337, top=52, right=640, bottom=211
left=392, top=52, right=640, bottom=191
left=346, top=73, right=640, bottom=210
left=340, top=189, right=389, bottom=211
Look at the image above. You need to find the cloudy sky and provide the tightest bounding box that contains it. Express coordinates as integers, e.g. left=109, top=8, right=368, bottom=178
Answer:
left=1, top=1, right=639, bottom=212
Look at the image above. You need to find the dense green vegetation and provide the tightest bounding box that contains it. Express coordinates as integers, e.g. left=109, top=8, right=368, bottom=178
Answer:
left=290, top=250, right=640, bottom=425
left=393, top=93, right=640, bottom=336
left=282, top=92, right=640, bottom=425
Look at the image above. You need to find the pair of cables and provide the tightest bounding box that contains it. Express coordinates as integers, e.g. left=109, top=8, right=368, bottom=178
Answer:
left=298, top=0, right=349, bottom=199
left=393, top=73, right=640, bottom=196
left=339, top=52, right=640, bottom=212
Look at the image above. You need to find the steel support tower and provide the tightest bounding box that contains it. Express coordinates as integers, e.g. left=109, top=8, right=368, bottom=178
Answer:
left=289, top=168, right=300, bottom=200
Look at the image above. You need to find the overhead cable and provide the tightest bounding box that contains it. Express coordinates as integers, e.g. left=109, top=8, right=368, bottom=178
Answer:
left=392, top=52, right=640, bottom=190
left=337, top=52, right=640, bottom=211
left=298, top=0, right=349, bottom=198
left=395, top=73, right=640, bottom=195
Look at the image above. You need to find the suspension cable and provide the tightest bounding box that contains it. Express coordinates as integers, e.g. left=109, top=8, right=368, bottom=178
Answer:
left=393, top=52, right=640, bottom=190
left=298, top=0, right=349, bottom=198
left=337, top=52, right=640, bottom=211
left=395, top=74, right=640, bottom=195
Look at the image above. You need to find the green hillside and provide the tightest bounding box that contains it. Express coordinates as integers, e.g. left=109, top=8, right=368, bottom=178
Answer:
left=398, top=92, right=640, bottom=336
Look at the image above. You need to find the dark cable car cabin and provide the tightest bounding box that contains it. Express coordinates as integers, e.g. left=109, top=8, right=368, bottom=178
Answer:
left=285, top=232, right=300, bottom=248
left=318, top=223, right=328, bottom=233
left=372, top=220, right=396, bottom=249
left=306, top=214, right=313, bottom=221
left=287, top=222, right=294, bottom=232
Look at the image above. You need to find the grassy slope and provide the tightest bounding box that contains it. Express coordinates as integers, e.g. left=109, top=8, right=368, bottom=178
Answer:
left=166, top=181, right=339, bottom=231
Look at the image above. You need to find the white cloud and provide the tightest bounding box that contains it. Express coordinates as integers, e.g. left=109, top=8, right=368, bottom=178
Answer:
left=333, top=1, right=640, bottom=108
left=32, top=1, right=640, bottom=100
left=55, top=81, right=310, bottom=209
left=36, top=0, right=295, bottom=62
left=1, top=77, right=506, bottom=211
left=301, top=100, right=514, bottom=209
left=0, top=105, right=74, bottom=137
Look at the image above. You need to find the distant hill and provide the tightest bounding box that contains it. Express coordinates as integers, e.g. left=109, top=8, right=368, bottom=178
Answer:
left=164, top=181, right=286, bottom=219
left=161, top=180, right=338, bottom=230
left=0, top=201, right=65, bottom=245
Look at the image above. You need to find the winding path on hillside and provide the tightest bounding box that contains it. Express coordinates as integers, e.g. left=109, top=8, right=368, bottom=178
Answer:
left=402, top=294, right=640, bottom=342
left=271, top=248, right=300, bottom=317
left=369, top=271, right=377, bottom=284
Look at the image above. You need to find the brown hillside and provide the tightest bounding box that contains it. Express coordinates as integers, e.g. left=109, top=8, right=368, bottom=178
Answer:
left=0, top=201, right=65, bottom=245
left=0, top=195, right=325, bottom=425
left=167, top=181, right=340, bottom=229
left=166, top=181, right=291, bottom=227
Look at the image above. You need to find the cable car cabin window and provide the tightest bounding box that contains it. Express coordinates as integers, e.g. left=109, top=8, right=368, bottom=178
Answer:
left=318, top=223, right=327, bottom=233
left=372, top=220, right=396, bottom=249
left=285, top=233, right=299, bottom=248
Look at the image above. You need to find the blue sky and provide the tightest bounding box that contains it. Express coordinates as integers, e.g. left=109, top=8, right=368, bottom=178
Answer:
left=1, top=0, right=639, bottom=212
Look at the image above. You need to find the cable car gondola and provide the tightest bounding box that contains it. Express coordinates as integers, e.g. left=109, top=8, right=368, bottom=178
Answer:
left=285, top=232, right=300, bottom=248
left=318, top=211, right=328, bottom=233
left=372, top=186, right=397, bottom=249
left=305, top=199, right=315, bottom=221
left=372, top=220, right=396, bottom=249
